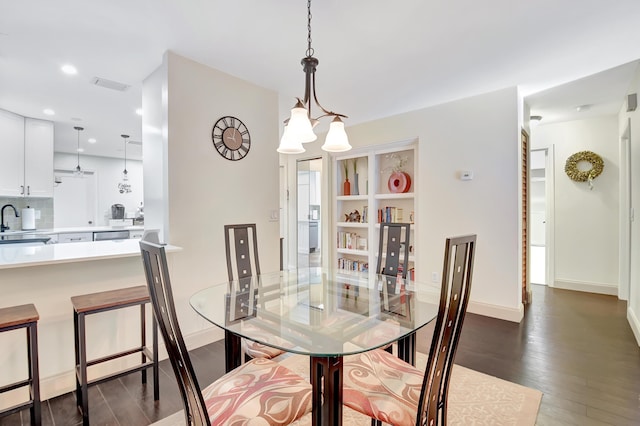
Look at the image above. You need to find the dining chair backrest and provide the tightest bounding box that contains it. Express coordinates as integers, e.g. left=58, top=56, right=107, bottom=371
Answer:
left=224, top=224, right=261, bottom=282
left=376, top=222, right=411, bottom=278
left=417, top=234, right=476, bottom=426
left=140, top=240, right=210, bottom=426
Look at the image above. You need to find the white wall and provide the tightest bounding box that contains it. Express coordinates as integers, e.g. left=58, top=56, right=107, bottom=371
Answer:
left=285, top=87, right=524, bottom=322
left=531, top=116, right=619, bottom=294
left=54, top=153, right=143, bottom=225
left=144, top=51, right=281, bottom=341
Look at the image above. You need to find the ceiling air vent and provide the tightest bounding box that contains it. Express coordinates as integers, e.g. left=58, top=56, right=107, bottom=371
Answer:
left=91, top=77, right=130, bottom=92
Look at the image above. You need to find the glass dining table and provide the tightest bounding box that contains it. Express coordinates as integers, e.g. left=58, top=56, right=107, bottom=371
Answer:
left=190, top=268, right=440, bottom=426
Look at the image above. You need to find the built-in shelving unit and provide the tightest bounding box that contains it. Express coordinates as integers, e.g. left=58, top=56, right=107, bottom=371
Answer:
left=332, top=139, right=418, bottom=280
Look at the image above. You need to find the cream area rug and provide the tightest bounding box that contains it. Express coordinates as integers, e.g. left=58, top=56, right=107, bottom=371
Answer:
left=153, top=352, right=542, bottom=425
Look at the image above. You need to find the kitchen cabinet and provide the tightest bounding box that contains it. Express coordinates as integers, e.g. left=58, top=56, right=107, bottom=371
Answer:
left=24, top=118, right=54, bottom=197
left=57, top=232, right=93, bottom=243
left=0, top=110, right=54, bottom=197
left=0, top=109, right=25, bottom=196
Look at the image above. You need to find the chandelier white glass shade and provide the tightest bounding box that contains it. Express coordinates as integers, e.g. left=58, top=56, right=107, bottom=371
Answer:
left=121, top=134, right=129, bottom=181
left=277, top=0, right=351, bottom=154
left=73, top=126, right=84, bottom=176
left=321, top=116, right=351, bottom=152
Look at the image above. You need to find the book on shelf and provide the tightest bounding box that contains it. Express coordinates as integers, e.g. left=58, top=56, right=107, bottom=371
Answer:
left=337, top=231, right=366, bottom=250
left=361, top=205, right=368, bottom=223
left=338, top=257, right=369, bottom=272
left=377, top=206, right=404, bottom=223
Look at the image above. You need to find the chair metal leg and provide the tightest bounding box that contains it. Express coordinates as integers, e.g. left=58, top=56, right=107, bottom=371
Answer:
left=141, top=304, right=147, bottom=384
left=27, top=322, right=41, bottom=426
left=76, top=312, right=89, bottom=426
left=152, top=315, right=159, bottom=400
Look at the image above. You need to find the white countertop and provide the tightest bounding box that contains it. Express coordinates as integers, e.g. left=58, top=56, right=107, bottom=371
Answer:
left=0, top=225, right=145, bottom=235
left=0, top=239, right=181, bottom=269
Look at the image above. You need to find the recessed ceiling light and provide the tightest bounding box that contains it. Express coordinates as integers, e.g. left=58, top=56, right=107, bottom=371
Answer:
left=88, top=138, right=97, bottom=144
left=76, top=148, right=85, bottom=153
left=61, top=64, right=78, bottom=75
left=135, top=108, right=143, bottom=116
left=576, top=104, right=591, bottom=112
left=43, top=108, right=55, bottom=116
left=71, top=117, right=83, bottom=121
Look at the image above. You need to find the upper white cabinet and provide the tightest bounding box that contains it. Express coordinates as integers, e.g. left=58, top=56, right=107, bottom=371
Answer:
left=24, top=118, right=54, bottom=197
left=0, top=109, right=25, bottom=196
left=0, top=110, right=54, bottom=198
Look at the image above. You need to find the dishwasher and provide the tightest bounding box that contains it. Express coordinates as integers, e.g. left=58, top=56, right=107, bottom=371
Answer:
left=93, top=230, right=130, bottom=241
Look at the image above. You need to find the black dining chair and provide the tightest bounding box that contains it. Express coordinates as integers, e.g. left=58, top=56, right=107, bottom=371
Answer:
left=224, top=223, right=287, bottom=361
left=365, top=222, right=412, bottom=355
left=342, top=234, right=477, bottom=426
left=139, top=240, right=312, bottom=425
left=376, top=222, right=411, bottom=279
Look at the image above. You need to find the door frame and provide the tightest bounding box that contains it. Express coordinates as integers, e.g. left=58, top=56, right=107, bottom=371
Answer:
left=619, top=119, right=631, bottom=301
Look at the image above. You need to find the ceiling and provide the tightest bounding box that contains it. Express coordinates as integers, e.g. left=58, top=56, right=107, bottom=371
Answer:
left=2, top=1, right=640, bottom=161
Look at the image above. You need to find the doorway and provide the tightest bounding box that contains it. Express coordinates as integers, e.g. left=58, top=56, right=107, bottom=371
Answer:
left=297, top=158, right=322, bottom=268
left=530, top=149, right=547, bottom=285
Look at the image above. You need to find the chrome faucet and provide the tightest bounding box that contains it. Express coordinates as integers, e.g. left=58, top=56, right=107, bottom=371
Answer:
left=1, top=204, right=20, bottom=232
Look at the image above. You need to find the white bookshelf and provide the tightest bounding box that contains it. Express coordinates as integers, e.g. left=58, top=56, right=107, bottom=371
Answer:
left=332, top=139, right=418, bottom=279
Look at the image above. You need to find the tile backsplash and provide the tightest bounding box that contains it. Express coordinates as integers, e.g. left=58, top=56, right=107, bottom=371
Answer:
left=0, top=197, right=54, bottom=231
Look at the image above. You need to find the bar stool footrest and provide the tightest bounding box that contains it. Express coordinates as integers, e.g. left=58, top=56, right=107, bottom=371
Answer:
left=0, top=378, right=31, bottom=394
left=0, top=400, right=34, bottom=418
left=86, top=346, right=151, bottom=367
left=77, top=359, right=157, bottom=388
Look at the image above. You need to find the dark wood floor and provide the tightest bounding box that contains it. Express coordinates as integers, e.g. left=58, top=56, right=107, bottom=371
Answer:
left=2, top=284, right=639, bottom=425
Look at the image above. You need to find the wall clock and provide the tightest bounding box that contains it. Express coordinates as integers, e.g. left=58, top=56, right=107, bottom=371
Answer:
left=211, top=116, right=251, bottom=161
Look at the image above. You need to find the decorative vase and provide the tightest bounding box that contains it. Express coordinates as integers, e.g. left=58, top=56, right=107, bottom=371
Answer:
left=388, top=171, right=412, bottom=193
left=353, top=173, right=359, bottom=195
left=343, top=178, right=351, bottom=196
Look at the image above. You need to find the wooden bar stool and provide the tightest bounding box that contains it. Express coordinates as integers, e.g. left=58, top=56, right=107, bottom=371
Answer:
left=0, top=304, right=41, bottom=426
left=71, top=286, right=158, bottom=426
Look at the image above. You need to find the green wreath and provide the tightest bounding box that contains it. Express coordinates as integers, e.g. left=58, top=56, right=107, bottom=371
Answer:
left=564, top=151, right=604, bottom=182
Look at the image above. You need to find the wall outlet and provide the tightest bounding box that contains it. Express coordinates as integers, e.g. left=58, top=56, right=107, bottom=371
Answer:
left=431, top=272, right=439, bottom=283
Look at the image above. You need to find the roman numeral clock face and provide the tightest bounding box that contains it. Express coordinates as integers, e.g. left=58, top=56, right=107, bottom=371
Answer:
left=211, top=116, right=251, bottom=161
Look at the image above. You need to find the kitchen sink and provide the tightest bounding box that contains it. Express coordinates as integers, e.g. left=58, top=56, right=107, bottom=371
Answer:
left=0, top=236, right=51, bottom=245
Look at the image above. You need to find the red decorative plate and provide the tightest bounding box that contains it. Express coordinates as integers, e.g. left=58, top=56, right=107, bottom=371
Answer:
left=388, top=171, right=411, bottom=193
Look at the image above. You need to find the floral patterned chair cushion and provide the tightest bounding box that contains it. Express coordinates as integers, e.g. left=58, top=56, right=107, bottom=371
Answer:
left=203, top=357, right=312, bottom=425
left=343, top=349, right=423, bottom=426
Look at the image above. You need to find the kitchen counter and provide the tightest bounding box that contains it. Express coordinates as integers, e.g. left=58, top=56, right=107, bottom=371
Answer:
left=0, top=238, right=181, bottom=269
left=1, top=237, right=183, bottom=404
left=0, top=225, right=144, bottom=236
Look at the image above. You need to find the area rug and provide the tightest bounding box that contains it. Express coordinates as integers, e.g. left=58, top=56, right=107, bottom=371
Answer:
left=153, top=353, right=542, bottom=426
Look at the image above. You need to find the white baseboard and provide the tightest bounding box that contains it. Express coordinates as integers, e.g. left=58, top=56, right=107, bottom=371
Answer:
left=31, top=326, right=223, bottom=404
left=628, top=307, right=640, bottom=347
left=554, top=279, right=618, bottom=296
left=467, top=300, right=524, bottom=323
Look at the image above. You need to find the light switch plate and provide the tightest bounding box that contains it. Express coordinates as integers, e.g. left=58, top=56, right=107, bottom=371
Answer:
left=269, top=210, right=279, bottom=222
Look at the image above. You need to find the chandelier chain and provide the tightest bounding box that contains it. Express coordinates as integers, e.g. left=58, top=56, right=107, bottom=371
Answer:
left=306, top=0, right=314, bottom=57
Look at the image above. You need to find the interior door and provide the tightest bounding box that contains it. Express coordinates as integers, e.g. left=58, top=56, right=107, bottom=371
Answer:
left=53, top=170, right=97, bottom=227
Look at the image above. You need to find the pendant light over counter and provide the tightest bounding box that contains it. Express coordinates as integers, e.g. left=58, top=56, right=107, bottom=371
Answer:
left=277, top=0, right=351, bottom=154
left=73, top=126, right=84, bottom=176
left=121, top=134, right=129, bottom=181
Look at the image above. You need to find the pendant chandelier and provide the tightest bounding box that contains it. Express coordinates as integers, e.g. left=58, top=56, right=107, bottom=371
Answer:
left=277, top=0, right=351, bottom=154
left=73, top=126, right=84, bottom=176
left=121, top=134, right=129, bottom=181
